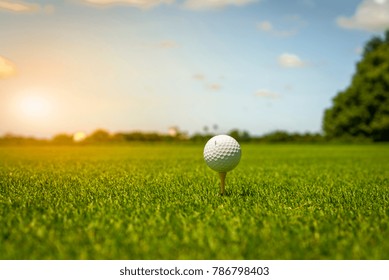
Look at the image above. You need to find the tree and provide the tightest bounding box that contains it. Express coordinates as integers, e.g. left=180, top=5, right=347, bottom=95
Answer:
left=323, top=30, right=389, bottom=141
left=228, top=129, right=251, bottom=142
left=85, top=129, right=111, bottom=143
left=51, top=133, right=73, bottom=144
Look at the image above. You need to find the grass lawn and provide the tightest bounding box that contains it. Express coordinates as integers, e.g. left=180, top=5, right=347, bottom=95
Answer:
left=0, top=143, right=388, bottom=259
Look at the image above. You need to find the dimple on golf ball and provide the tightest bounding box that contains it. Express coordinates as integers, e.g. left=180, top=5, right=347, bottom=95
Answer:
left=203, top=135, right=241, bottom=173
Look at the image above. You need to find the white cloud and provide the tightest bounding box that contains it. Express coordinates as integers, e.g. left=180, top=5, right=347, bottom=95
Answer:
left=82, top=0, right=174, bottom=9
left=0, top=0, right=54, bottom=13
left=337, top=0, right=389, bottom=32
left=257, top=16, right=306, bottom=37
left=81, top=0, right=259, bottom=10
left=255, top=89, right=280, bottom=99
left=278, top=53, right=306, bottom=68
left=0, top=0, right=37, bottom=12
left=257, top=21, right=297, bottom=37
left=183, top=0, right=258, bottom=10
left=0, top=56, right=16, bottom=79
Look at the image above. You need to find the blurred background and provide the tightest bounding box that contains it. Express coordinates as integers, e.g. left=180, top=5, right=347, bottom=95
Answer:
left=1, top=0, right=388, bottom=144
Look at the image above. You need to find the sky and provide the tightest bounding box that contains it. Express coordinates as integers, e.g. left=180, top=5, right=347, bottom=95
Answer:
left=1, top=0, right=389, bottom=138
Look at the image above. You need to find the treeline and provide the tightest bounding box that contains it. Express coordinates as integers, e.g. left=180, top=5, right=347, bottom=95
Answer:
left=191, top=129, right=325, bottom=143
left=323, top=31, right=389, bottom=142
left=0, top=128, right=328, bottom=145
left=52, top=129, right=184, bottom=144
left=0, top=129, right=183, bottom=145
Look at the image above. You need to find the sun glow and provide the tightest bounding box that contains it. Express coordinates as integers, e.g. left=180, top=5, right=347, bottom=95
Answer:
left=73, top=131, right=87, bottom=142
left=19, top=95, right=51, bottom=118
left=3, top=89, right=60, bottom=137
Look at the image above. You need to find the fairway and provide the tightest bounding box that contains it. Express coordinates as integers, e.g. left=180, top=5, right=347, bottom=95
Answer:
left=1, top=144, right=389, bottom=259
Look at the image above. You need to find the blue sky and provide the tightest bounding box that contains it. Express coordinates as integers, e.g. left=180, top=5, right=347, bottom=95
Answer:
left=1, top=0, right=389, bottom=138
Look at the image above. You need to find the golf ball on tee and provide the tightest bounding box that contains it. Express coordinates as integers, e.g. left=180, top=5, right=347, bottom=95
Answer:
left=203, top=135, right=241, bottom=173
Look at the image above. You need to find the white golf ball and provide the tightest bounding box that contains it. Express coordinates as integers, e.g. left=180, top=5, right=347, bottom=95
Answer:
left=203, top=135, right=241, bottom=173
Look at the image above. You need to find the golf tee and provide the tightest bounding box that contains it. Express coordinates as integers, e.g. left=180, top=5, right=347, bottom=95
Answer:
left=219, top=172, right=226, bottom=195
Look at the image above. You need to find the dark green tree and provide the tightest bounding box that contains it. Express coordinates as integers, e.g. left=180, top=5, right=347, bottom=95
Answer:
left=229, top=129, right=251, bottom=142
left=323, top=30, right=389, bottom=141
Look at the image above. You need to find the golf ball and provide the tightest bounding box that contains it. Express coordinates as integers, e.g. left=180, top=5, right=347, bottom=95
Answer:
left=203, top=135, right=241, bottom=173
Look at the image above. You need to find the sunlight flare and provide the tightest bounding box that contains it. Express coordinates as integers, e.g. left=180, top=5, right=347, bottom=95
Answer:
left=73, top=131, right=87, bottom=142
left=19, top=95, right=52, bottom=118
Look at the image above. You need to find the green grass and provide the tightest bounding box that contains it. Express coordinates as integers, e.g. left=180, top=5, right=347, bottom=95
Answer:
left=1, top=144, right=389, bottom=259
